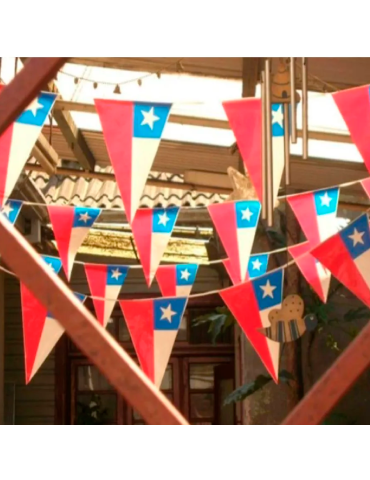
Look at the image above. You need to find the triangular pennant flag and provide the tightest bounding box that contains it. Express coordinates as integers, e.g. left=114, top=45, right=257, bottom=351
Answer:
left=208, top=200, right=261, bottom=285
left=1, top=199, right=23, bottom=224
left=222, top=98, right=285, bottom=206
left=119, top=297, right=188, bottom=388
left=21, top=255, right=62, bottom=384
left=0, top=85, right=57, bottom=207
left=289, top=242, right=331, bottom=303
left=131, top=207, right=179, bottom=287
left=220, top=269, right=283, bottom=383
left=223, top=253, right=269, bottom=285
left=312, top=213, right=370, bottom=309
left=95, top=99, right=172, bottom=223
left=287, top=187, right=339, bottom=247
left=361, top=177, right=370, bottom=199
left=48, top=206, right=101, bottom=280
left=85, top=264, right=129, bottom=327
left=332, top=85, right=370, bottom=175
left=156, top=264, right=198, bottom=297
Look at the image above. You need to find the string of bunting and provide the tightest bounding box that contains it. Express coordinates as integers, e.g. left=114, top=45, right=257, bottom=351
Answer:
left=2, top=79, right=370, bottom=390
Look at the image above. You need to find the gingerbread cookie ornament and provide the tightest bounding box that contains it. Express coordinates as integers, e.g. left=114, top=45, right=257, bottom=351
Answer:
left=260, top=294, right=318, bottom=343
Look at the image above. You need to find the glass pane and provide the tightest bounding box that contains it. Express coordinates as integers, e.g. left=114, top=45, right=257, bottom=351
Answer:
left=77, top=365, right=113, bottom=391
left=176, top=312, right=188, bottom=341
left=189, top=309, right=233, bottom=344
left=218, top=378, right=235, bottom=425
left=106, top=317, right=116, bottom=337
left=75, top=393, right=116, bottom=424
left=133, top=393, right=173, bottom=421
left=190, top=364, right=215, bottom=390
left=160, top=365, right=173, bottom=391
left=118, top=318, right=131, bottom=342
left=190, top=393, right=214, bottom=419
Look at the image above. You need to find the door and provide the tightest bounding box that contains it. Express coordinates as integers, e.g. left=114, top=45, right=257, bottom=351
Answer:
left=214, top=364, right=235, bottom=425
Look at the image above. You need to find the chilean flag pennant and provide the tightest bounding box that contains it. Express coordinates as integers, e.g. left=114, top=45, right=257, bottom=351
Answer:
left=119, top=297, right=188, bottom=388
left=361, top=177, right=370, bottom=199
left=0, top=85, right=57, bottom=207
left=289, top=242, right=331, bottom=303
left=48, top=206, right=101, bottom=280
left=131, top=207, right=179, bottom=287
left=222, top=99, right=285, bottom=206
left=156, top=264, right=198, bottom=297
left=332, top=85, right=370, bottom=174
left=220, top=269, right=283, bottom=382
left=21, top=255, right=62, bottom=383
left=1, top=199, right=23, bottom=224
left=223, top=253, right=269, bottom=285
left=287, top=187, right=339, bottom=246
left=84, top=264, right=129, bottom=327
left=95, top=99, right=172, bottom=223
left=312, top=213, right=370, bottom=309
left=208, top=200, right=261, bottom=285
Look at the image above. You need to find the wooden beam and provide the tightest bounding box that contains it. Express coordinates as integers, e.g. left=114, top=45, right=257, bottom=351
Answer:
left=52, top=108, right=96, bottom=170
left=0, top=213, right=188, bottom=425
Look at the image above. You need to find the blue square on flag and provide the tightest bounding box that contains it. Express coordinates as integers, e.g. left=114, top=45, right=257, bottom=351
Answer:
left=17, top=93, right=57, bottom=127
left=133, top=103, right=171, bottom=139
left=154, top=298, right=186, bottom=330
left=271, top=104, right=284, bottom=137
left=176, top=264, right=197, bottom=286
left=107, top=266, right=129, bottom=286
left=152, top=207, right=179, bottom=233
left=235, top=200, right=261, bottom=229
left=340, top=214, right=370, bottom=259
left=314, top=187, right=339, bottom=216
left=73, top=207, right=101, bottom=228
left=252, top=269, right=283, bottom=311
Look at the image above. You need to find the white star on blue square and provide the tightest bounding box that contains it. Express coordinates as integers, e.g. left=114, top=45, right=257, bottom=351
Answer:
left=252, top=269, right=283, bottom=311
left=152, top=207, right=179, bottom=233
left=16, top=92, right=56, bottom=127
left=41, top=255, right=62, bottom=274
left=247, top=254, right=269, bottom=279
left=314, top=187, right=339, bottom=216
left=107, top=266, right=129, bottom=286
left=235, top=200, right=261, bottom=229
left=176, top=264, right=198, bottom=286
left=271, top=104, right=284, bottom=137
left=154, top=298, right=187, bottom=330
left=133, top=102, right=171, bottom=139
left=340, top=214, right=370, bottom=259
left=73, top=207, right=101, bottom=228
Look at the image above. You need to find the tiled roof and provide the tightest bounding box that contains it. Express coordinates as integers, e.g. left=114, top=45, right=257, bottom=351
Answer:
left=29, top=166, right=227, bottom=209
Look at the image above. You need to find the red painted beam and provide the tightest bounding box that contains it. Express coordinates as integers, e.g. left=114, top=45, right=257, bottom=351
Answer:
left=0, top=57, right=67, bottom=136
left=0, top=213, right=188, bottom=425
left=282, top=319, right=370, bottom=425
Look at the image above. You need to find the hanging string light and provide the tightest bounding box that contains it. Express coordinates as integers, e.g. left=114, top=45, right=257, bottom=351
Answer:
left=137, top=79, right=142, bottom=87
left=113, top=84, right=121, bottom=94
left=93, top=82, right=98, bottom=89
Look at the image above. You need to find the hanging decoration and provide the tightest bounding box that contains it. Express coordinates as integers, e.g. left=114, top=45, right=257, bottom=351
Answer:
left=84, top=264, right=129, bottom=327
left=260, top=294, right=318, bottom=342
left=156, top=264, right=198, bottom=297
left=223, top=253, right=269, bottom=285
left=47, top=205, right=101, bottom=280
left=287, top=187, right=340, bottom=246
left=208, top=200, right=261, bottom=285
left=94, top=99, right=172, bottom=224
left=0, top=85, right=57, bottom=207
left=222, top=99, right=285, bottom=219
left=1, top=199, right=22, bottom=224
left=312, top=213, right=370, bottom=309
left=119, top=297, right=188, bottom=388
left=289, top=242, right=331, bottom=303
left=361, top=177, right=370, bottom=199
left=220, top=269, right=284, bottom=382
left=21, top=255, right=62, bottom=383
left=131, top=206, right=179, bottom=287
left=332, top=85, right=370, bottom=175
